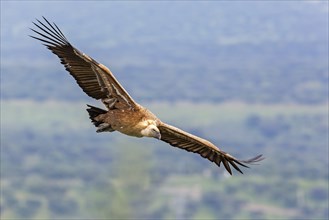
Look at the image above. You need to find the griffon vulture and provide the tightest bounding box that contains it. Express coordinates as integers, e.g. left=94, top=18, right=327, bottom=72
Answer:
left=30, top=17, right=264, bottom=175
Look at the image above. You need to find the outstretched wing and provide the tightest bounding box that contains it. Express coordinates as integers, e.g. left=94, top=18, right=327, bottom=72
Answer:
left=30, top=17, right=138, bottom=110
left=158, top=123, right=264, bottom=175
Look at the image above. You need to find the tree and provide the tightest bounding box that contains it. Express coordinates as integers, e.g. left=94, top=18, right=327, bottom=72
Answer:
left=86, top=139, right=156, bottom=218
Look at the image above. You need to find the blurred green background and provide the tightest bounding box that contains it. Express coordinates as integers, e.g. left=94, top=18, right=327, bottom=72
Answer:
left=1, top=1, right=328, bottom=219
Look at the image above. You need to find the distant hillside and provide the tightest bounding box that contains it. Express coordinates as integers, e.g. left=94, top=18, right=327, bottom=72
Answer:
left=1, top=1, right=328, bottom=103
left=2, top=2, right=328, bottom=219
left=1, top=100, right=328, bottom=219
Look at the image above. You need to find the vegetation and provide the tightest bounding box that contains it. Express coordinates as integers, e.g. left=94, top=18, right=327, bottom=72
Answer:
left=1, top=101, right=328, bottom=219
left=1, top=1, right=328, bottom=219
left=2, top=1, right=328, bottom=105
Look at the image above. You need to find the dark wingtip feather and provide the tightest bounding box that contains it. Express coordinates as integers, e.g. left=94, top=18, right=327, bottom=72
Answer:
left=223, top=160, right=232, bottom=175
left=228, top=160, right=244, bottom=174
left=222, top=154, right=264, bottom=175
left=240, top=154, right=265, bottom=164
left=30, top=17, right=70, bottom=47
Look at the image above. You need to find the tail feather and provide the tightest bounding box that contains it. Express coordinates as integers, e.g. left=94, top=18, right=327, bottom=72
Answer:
left=86, top=104, right=114, bottom=132
left=86, top=104, right=107, bottom=127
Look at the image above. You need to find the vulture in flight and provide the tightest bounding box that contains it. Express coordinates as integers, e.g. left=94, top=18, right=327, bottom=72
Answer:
left=30, top=17, right=264, bottom=175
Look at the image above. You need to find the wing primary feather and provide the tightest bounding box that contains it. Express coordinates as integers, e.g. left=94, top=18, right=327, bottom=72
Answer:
left=222, top=160, right=232, bottom=175
left=52, top=21, right=69, bottom=42
left=228, top=160, right=244, bottom=174
left=241, top=154, right=264, bottom=164
left=40, top=16, right=68, bottom=42
left=37, top=18, right=68, bottom=44
left=40, top=16, right=67, bottom=40
left=232, top=159, right=249, bottom=168
left=32, top=21, right=66, bottom=45
left=35, top=20, right=64, bottom=43
left=29, top=34, right=59, bottom=47
left=30, top=27, right=64, bottom=46
left=238, top=154, right=264, bottom=165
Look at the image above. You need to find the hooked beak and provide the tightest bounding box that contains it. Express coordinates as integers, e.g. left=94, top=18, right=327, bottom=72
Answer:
left=156, top=132, right=161, bottom=140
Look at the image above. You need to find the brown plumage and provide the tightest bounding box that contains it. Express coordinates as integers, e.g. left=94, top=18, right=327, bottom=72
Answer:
left=30, top=17, right=264, bottom=175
